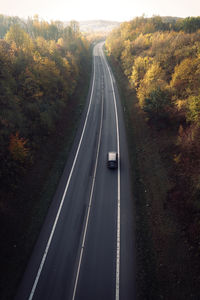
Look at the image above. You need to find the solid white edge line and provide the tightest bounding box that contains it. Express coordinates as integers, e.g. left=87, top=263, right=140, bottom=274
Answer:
left=28, top=47, right=97, bottom=300
left=101, top=45, right=121, bottom=300
left=71, top=72, right=104, bottom=300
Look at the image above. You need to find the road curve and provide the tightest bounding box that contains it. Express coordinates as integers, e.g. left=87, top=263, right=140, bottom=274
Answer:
left=15, top=42, right=136, bottom=300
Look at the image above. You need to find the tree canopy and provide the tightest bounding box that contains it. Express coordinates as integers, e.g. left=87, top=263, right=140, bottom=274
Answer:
left=0, top=16, right=90, bottom=191
left=106, top=15, right=200, bottom=218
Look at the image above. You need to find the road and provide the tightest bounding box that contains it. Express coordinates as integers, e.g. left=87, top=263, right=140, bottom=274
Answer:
left=15, top=42, right=136, bottom=300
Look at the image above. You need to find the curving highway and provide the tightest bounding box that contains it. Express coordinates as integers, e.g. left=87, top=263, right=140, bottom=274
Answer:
left=15, top=42, right=136, bottom=300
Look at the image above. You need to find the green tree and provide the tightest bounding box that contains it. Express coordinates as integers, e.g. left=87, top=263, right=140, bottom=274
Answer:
left=143, top=87, right=171, bottom=121
left=182, top=17, right=200, bottom=33
left=186, top=95, right=200, bottom=124
left=5, top=24, right=33, bottom=52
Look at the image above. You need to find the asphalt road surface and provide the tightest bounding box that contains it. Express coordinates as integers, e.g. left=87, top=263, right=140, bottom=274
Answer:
left=15, top=42, right=136, bottom=300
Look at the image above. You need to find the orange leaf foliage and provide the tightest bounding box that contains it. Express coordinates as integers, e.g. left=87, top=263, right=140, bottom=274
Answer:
left=9, top=132, right=29, bottom=163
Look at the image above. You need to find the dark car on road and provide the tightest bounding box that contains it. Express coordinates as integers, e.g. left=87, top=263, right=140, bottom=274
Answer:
left=107, top=151, right=118, bottom=169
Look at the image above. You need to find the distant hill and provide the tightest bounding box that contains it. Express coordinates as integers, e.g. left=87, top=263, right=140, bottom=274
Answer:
left=78, top=20, right=121, bottom=33
left=67, top=17, right=183, bottom=33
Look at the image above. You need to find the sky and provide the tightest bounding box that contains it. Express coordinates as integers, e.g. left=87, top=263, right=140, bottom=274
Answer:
left=0, top=0, right=200, bottom=22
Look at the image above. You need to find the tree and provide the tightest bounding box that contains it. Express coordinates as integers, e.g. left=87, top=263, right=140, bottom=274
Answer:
left=182, top=17, right=200, bottom=33
left=9, top=132, right=29, bottom=163
left=170, top=57, right=200, bottom=99
left=5, top=24, right=33, bottom=52
left=130, top=56, right=153, bottom=88
left=137, top=61, right=167, bottom=108
left=121, top=40, right=134, bottom=76
left=186, top=95, right=200, bottom=124
left=70, top=20, right=80, bottom=38
left=105, top=28, right=123, bottom=60
left=143, top=87, right=171, bottom=121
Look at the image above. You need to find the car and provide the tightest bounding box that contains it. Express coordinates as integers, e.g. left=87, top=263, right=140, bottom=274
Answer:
left=107, top=151, right=118, bottom=169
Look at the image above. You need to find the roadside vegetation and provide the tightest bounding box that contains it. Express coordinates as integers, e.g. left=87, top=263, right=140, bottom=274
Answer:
left=0, top=15, right=92, bottom=299
left=106, top=16, right=200, bottom=298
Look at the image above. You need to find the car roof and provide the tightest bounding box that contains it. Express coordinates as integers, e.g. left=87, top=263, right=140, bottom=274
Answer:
left=108, top=152, right=117, bottom=161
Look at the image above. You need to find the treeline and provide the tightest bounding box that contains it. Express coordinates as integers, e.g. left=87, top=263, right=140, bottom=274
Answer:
left=0, top=14, right=76, bottom=40
left=106, top=16, right=200, bottom=246
left=0, top=16, right=90, bottom=191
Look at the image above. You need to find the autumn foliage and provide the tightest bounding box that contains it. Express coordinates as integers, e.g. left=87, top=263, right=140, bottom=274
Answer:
left=9, top=132, right=29, bottom=163
left=0, top=16, right=90, bottom=191
left=106, top=16, right=200, bottom=247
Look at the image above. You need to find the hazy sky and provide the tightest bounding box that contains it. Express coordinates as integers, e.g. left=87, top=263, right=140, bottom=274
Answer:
left=0, top=0, right=200, bottom=22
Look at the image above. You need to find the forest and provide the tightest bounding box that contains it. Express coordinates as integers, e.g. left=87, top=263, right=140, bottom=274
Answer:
left=0, top=15, right=90, bottom=192
left=0, top=15, right=91, bottom=299
left=106, top=15, right=200, bottom=297
left=1, top=12, right=200, bottom=298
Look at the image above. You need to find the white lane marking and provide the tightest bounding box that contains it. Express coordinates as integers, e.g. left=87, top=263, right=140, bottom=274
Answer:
left=28, top=47, right=97, bottom=300
left=101, top=45, right=121, bottom=300
left=72, top=73, right=104, bottom=300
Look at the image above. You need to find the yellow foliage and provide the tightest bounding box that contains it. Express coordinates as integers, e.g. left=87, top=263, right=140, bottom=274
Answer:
left=175, top=99, right=187, bottom=111
left=170, top=57, right=200, bottom=99
left=5, top=25, right=34, bottom=53
left=130, top=56, right=153, bottom=88
left=133, top=33, right=152, bottom=52
left=137, top=61, right=167, bottom=107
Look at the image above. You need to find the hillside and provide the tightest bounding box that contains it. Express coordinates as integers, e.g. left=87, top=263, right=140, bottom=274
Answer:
left=79, top=20, right=121, bottom=32
left=106, top=15, right=200, bottom=298
left=0, top=18, right=92, bottom=299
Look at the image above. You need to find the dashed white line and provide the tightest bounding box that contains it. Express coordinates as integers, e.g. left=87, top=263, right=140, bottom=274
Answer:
left=71, top=77, right=104, bottom=300
left=28, top=43, right=121, bottom=300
